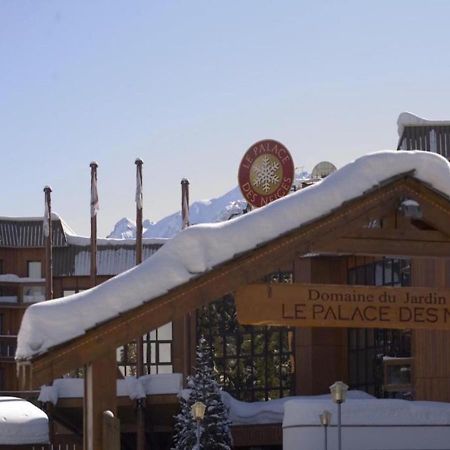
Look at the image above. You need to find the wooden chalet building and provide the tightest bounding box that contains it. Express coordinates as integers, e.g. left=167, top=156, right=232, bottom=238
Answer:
left=5, top=113, right=450, bottom=449
left=0, top=220, right=163, bottom=392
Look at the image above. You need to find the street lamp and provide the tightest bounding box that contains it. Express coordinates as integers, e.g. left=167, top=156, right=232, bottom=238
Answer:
left=191, top=401, right=206, bottom=449
left=319, top=410, right=332, bottom=450
left=330, top=381, right=348, bottom=450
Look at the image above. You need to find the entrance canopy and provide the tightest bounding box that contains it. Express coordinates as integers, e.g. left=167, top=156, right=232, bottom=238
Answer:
left=16, top=150, right=450, bottom=387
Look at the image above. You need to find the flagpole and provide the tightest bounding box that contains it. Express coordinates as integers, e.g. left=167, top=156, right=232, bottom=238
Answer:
left=181, top=179, right=192, bottom=376
left=135, top=158, right=146, bottom=450
left=90, top=162, right=98, bottom=287
left=135, top=158, right=143, bottom=265
left=181, top=178, right=190, bottom=230
left=43, top=186, right=53, bottom=300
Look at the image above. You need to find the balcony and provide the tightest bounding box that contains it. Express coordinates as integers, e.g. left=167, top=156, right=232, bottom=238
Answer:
left=0, top=274, right=46, bottom=305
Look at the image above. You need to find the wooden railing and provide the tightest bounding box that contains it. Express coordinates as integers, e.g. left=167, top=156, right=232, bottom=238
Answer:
left=0, top=444, right=82, bottom=450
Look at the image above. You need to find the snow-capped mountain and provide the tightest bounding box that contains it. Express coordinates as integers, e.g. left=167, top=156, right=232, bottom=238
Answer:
left=108, top=186, right=247, bottom=239
left=108, top=170, right=312, bottom=239
left=108, top=217, right=137, bottom=239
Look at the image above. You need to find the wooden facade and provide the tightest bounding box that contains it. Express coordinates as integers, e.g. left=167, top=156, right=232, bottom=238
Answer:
left=7, top=171, right=450, bottom=449
left=3, top=163, right=450, bottom=448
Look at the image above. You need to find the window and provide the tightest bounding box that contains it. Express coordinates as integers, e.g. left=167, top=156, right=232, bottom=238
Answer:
left=27, top=261, right=42, bottom=278
left=198, top=294, right=294, bottom=401
left=117, top=322, right=173, bottom=376
left=63, top=290, right=76, bottom=297
left=347, top=258, right=411, bottom=397
left=145, top=322, right=173, bottom=374
left=25, top=261, right=45, bottom=302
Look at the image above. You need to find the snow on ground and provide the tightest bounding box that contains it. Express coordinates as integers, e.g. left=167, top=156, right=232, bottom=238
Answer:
left=0, top=397, right=48, bottom=445
left=16, top=151, right=450, bottom=360
left=38, top=373, right=183, bottom=405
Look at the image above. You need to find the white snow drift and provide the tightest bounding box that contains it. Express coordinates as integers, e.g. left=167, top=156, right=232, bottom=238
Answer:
left=16, top=151, right=450, bottom=360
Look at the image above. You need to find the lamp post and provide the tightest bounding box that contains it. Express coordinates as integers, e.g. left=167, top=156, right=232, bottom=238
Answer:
left=319, top=410, right=332, bottom=450
left=191, top=401, right=206, bottom=450
left=330, top=381, right=348, bottom=450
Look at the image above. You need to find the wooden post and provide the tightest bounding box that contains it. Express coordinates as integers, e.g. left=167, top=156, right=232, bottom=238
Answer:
left=102, top=411, right=120, bottom=450
left=43, top=186, right=53, bottom=300
left=135, top=158, right=146, bottom=450
left=90, top=162, right=99, bottom=287
left=293, top=256, right=348, bottom=394
left=84, top=352, right=117, bottom=450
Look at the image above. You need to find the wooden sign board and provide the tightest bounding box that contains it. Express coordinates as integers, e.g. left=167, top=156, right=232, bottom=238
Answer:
left=235, top=283, right=450, bottom=330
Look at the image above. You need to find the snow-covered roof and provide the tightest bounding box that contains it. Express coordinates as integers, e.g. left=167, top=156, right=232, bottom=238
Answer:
left=0, top=397, right=48, bottom=445
left=16, top=151, right=450, bottom=360
left=397, top=112, right=450, bottom=137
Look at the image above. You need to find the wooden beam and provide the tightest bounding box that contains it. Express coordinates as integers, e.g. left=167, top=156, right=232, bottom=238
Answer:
left=314, top=236, right=450, bottom=257
left=342, top=228, right=449, bottom=241
left=22, top=175, right=450, bottom=387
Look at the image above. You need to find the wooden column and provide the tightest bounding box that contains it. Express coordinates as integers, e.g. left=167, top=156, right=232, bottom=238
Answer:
left=293, top=256, right=348, bottom=395
left=84, top=352, right=118, bottom=450
left=172, top=316, right=187, bottom=376
left=412, top=257, right=450, bottom=401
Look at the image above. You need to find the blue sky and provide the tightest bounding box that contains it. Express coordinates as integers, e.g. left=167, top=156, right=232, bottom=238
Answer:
left=2, top=1, right=450, bottom=236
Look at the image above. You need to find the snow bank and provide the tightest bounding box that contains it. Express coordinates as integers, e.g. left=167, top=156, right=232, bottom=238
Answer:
left=38, top=374, right=183, bottom=405
left=16, top=151, right=450, bottom=360
left=0, top=397, right=48, bottom=445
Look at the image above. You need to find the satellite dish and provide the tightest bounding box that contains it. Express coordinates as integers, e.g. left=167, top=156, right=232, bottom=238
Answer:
left=311, top=161, right=337, bottom=179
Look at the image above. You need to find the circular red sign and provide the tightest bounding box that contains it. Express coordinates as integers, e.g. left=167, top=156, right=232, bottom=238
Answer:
left=238, top=139, right=295, bottom=208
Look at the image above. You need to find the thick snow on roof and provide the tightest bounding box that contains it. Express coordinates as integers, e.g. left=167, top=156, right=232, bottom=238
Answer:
left=16, top=151, right=450, bottom=360
left=398, top=112, right=450, bottom=137
left=222, top=390, right=373, bottom=425
left=38, top=373, right=183, bottom=405
left=0, top=397, right=48, bottom=445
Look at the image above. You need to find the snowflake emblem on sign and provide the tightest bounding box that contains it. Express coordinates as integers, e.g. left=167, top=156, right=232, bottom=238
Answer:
left=251, top=155, right=281, bottom=193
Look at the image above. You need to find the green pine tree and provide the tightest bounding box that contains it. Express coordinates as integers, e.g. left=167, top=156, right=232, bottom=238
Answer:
left=172, top=337, right=232, bottom=449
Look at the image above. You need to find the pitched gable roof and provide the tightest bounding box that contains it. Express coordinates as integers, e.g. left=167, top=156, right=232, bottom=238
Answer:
left=16, top=151, right=450, bottom=386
